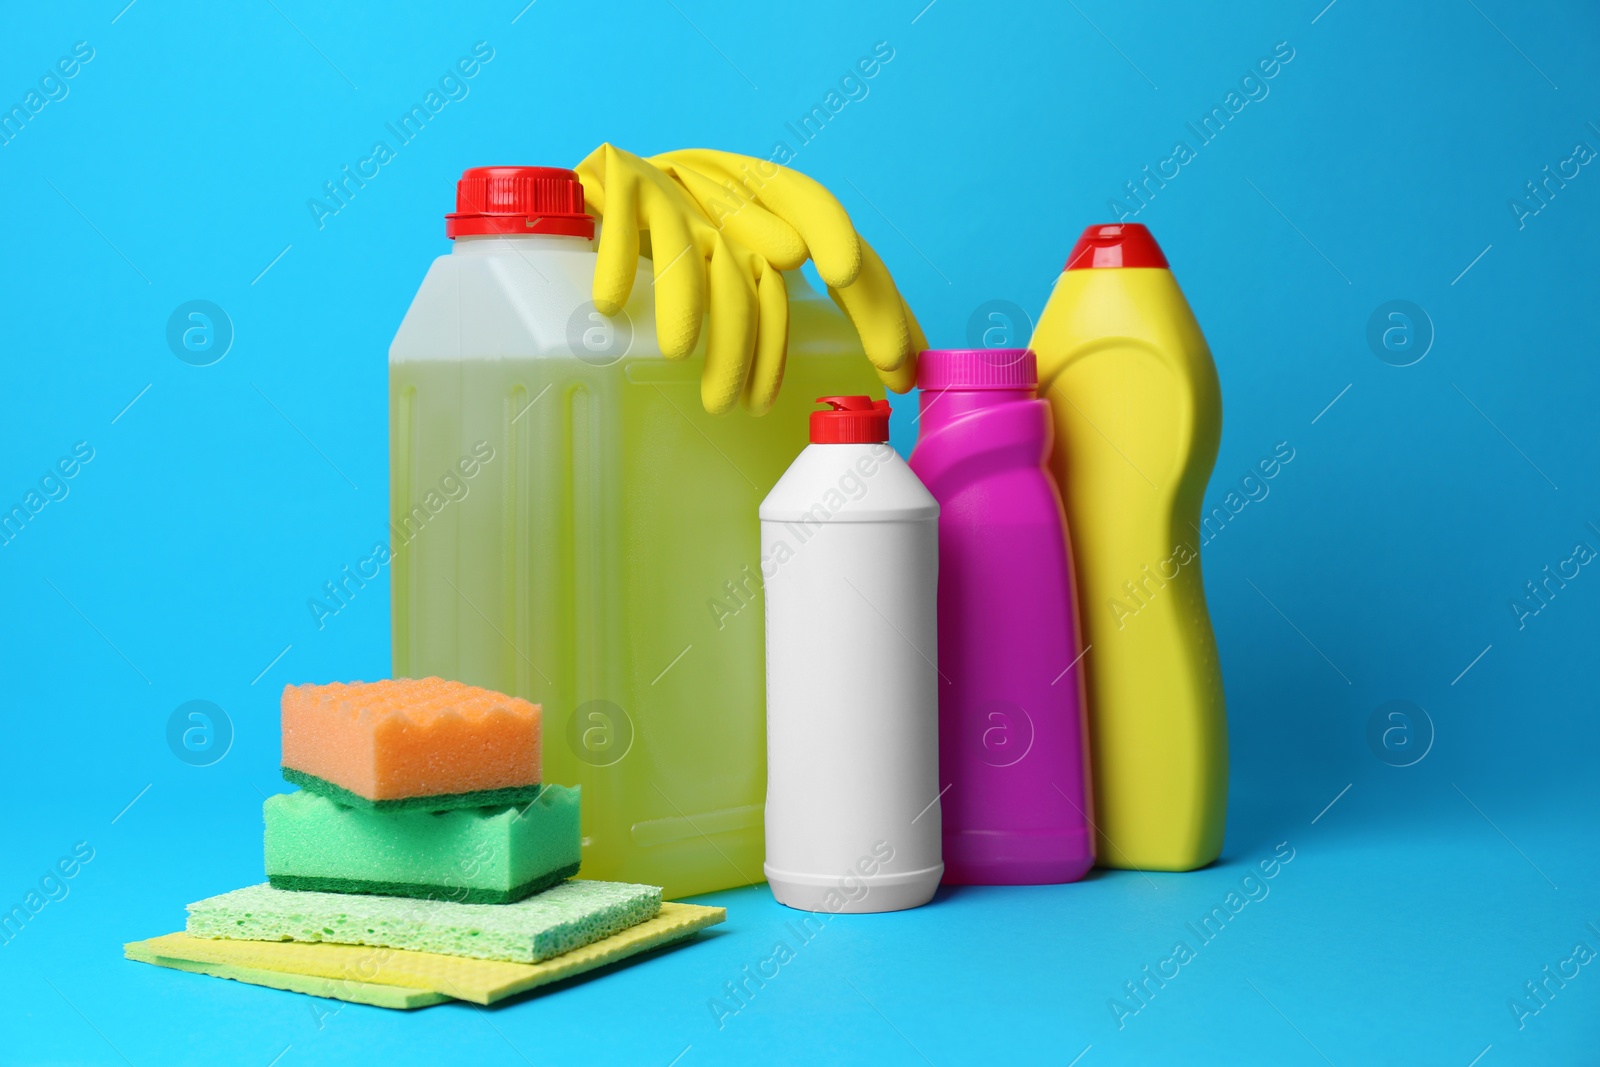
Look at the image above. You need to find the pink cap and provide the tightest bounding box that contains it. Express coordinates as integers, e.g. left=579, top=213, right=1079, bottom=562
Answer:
left=916, top=349, right=1037, bottom=391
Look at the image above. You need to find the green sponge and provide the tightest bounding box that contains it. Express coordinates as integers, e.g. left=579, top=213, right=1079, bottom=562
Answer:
left=264, top=784, right=580, bottom=904
left=282, top=767, right=543, bottom=812
left=185, top=880, right=662, bottom=964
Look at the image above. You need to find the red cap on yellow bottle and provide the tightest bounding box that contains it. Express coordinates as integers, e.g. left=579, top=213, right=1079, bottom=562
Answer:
left=1064, top=223, right=1169, bottom=271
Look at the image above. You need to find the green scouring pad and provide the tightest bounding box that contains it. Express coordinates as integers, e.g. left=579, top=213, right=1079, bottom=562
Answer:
left=185, top=879, right=663, bottom=964
left=264, top=784, right=580, bottom=904
left=282, top=767, right=543, bottom=812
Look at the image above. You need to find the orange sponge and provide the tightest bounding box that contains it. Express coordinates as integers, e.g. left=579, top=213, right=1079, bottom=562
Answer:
left=281, top=678, right=541, bottom=808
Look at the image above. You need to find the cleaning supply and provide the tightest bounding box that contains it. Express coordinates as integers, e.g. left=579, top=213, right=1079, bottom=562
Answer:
left=390, top=165, right=884, bottom=899
left=187, top=879, right=660, bottom=963
left=578, top=145, right=928, bottom=404
left=907, top=349, right=1095, bottom=885
left=122, top=940, right=451, bottom=1010
left=281, top=677, right=541, bottom=810
left=126, top=902, right=726, bottom=1007
left=1030, top=223, right=1227, bottom=871
left=648, top=148, right=927, bottom=393
left=128, top=657, right=710, bottom=1006
left=573, top=146, right=786, bottom=414
left=759, top=397, right=943, bottom=912
left=263, top=785, right=581, bottom=903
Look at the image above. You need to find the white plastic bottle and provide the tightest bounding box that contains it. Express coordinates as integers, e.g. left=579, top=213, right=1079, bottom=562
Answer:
left=760, top=396, right=943, bottom=913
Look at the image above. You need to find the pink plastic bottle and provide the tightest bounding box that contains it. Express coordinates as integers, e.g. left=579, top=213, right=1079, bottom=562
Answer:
left=908, top=349, right=1095, bottom=885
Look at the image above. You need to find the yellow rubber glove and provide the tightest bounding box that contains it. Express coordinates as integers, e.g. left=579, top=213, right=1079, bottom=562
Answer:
left=651, top=148, right=927, bottom=394
left=575, top=144, right=788, bottom=415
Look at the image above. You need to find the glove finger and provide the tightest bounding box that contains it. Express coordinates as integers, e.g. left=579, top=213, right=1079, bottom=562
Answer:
left=894, top=291, right=928, bottom=390
left=700, top=233, right=757, bottom=413
left=654, top=158, right=809, bottom=270
left=742, top=263, right=789, bottom=415
left=827, top=238, right=913, bottom=373
left=585, top=150, right=640, bottom=317
left=647, top=202, right=706, bottom=360
left=658, top=149, right=862, bottom=288
left=875, top=348, right=919, bottom=394
left=829, top=281, right=914, bottom=393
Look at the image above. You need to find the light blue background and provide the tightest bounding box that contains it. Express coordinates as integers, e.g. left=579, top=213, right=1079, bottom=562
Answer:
left=2, top=1, right=1597, bottom=1063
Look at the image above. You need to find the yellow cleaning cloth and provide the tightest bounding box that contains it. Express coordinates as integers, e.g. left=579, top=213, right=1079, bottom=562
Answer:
left=125, top=901, right=724, bottom=1006
left=123, top=939, right=448, bottom=1008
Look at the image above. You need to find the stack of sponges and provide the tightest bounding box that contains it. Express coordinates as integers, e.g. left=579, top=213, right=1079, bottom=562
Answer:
left=126, top=678, right=723, bottom=1008
left=269, top=678, right=572, bottom=903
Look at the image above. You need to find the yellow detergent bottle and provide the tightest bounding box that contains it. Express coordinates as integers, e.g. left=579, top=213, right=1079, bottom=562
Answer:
left=388, top=166, right=879, bottom=898
left=1030, top=223, right=1227, bottom=871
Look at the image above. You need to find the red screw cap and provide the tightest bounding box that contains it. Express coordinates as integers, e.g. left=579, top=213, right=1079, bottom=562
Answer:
left=810, top=396, right=891, bottom=444
left=1064, top=223, right=1169, bottom=270
left=446, top=166, right=595, bottom=239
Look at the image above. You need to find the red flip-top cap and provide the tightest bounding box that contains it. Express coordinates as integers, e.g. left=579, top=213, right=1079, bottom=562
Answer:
left=446, top=166, right=595, bottom=239
left=810, top=396, right=891, bottom=444
left=1065, top=223, right=1169, bottom=270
